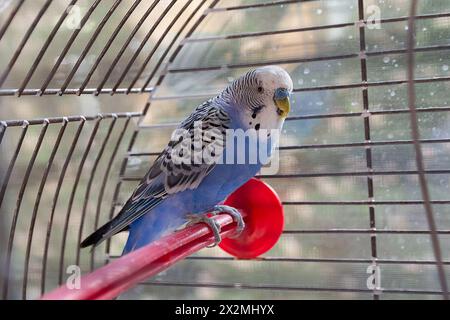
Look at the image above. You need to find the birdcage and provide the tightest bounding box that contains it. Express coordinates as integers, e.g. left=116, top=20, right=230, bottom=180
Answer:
left=1, top=0, right=449, bottom=300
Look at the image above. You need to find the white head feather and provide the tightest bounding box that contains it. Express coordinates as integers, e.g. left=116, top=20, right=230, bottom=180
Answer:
left=220, top=65, right=293, bottom=131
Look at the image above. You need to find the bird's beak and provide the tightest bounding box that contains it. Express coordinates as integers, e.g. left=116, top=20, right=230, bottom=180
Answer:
left=274, top=88, right=291, bottom=118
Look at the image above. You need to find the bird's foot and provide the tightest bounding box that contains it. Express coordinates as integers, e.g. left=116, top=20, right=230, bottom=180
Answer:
left=186, top=205, right=244, bottom=247
left=186, top=213, right=222, bottom=248
left=210, top=205, right=245, bottom=239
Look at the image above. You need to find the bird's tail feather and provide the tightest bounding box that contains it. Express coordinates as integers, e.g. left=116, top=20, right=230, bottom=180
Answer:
left=80, top=220, right=130, bottom=248
left=80, top=221, right=111, bottom=248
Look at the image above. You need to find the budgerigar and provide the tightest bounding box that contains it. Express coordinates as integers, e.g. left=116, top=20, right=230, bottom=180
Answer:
left=81, top=66, right=293, bottom=254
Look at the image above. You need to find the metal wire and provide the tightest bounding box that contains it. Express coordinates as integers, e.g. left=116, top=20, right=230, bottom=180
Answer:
left=95, top=0, right=161, bottom=95
left=0, top=0, right=449, bottom=300
left=3, top=121, right=49, bottom=299
left=17, top=0, right=79, bottom=97
left=148, top=75, right=450, bottom=101
left=59, top=0, right=122, bottom=95
left=0, top=0, right=446, bottom=96
left=77, top=0, right=142, bottom=95
left=57, top=116, right=106, bottom=285
left=357, top=0, right=377, bottom=299
left=0, top=0, right=24, bottom=42
left=210, top=0, right=314, bottom=12
left=0, top=0, right=52, bottom=87
left=110, top=0, right=179, bottom=93
left=167, top=45, right=450, bottom=73
left=184, top=12, right=450, bottom=43
left=121, top=169, right=450, bottom=181
left=108, top=255, right=450, bottom=267
left=22, top=118, right=68, bottom=299
left=126, top=0, right=193, bottom=92
left=41, top=0, right=102, bottom=95
left=0, top=124, right=28, bottom=208
left=90, top=116, right=131, bottom=271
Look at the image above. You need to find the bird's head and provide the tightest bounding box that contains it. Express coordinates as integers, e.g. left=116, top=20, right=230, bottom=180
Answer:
left=222, top=66, right=293, bottom=130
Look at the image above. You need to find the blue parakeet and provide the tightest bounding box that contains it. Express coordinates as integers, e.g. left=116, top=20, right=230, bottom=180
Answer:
left=81, top=66, right=293, bottom=254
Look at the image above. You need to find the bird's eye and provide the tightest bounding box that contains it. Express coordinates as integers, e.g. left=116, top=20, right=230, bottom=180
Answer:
left=257, top=86, right=264, bottom=93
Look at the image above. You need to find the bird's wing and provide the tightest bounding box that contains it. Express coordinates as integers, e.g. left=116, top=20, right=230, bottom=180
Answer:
left=87, top=100, right=230, bottom=245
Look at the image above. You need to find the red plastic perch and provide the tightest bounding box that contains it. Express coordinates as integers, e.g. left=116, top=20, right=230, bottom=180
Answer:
left=41, top=178, right=284, bottom=300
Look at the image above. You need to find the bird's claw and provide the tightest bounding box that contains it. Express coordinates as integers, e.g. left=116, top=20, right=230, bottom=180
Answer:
left=211, top=205, right=245, bottom=239
left=186, top=205, right=244, bottom=247
left=186, top=214, right=222, bottom=247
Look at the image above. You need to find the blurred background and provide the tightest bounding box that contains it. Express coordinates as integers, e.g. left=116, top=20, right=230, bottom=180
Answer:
left=1, top=0, right=450, bottom=300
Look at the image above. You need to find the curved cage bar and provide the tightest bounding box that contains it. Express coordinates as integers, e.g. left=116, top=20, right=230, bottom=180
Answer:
left=0, top=0, right=449, bottom=300
left=41, top=212, right=239, bottom=300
